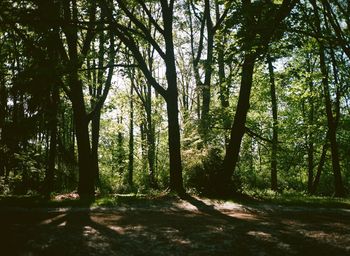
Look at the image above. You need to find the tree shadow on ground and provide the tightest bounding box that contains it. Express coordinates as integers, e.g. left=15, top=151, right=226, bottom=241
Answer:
left=1, top=196, right=349, bottom=255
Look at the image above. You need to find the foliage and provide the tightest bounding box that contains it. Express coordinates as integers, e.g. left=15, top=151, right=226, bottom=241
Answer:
left=0, top=0, right=349, bottom=198
left=240, top=189, right=350, bottom=209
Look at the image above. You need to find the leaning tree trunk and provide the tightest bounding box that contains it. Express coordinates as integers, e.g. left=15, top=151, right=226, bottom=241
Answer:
left=221, top=53, right=256, bottom=194
left=305, top=55, right=315, bottom=194
left=318, top=46, right=344, bottom=197
left=310, top=0, right=345, bottom=197
left=311, top=136, right=329, bottom=194
left=219, top=0, right=297, bottom=196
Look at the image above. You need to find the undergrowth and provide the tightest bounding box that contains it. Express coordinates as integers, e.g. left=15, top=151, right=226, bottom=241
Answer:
left=0, top=190, right=349, bottom=209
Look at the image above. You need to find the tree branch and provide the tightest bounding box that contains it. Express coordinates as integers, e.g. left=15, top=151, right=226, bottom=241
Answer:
left=78, top=63, right=138, bottom=72
left=116, top=0, right=166, bottom=60
left=136, top=0, right=164, bottom=35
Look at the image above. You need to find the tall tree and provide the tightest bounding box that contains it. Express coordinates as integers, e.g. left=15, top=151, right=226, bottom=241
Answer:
left=38, top=0, right=118, bottom=198
left=187, top=0, right=228, bottom=142
left=128, top=79, right=134, bottom=187
left=104, top=0, right=185, bottom=194
left=310, top=0, right=345, bottom=197
left=87, top=29, right=117, bottom=186
left=267, top=53, right=278, bottom=191
left=0, top=33, right=7, bottom=177
left=220, top=0, right=298, bottom=195
left=59, top=0, right=97, bottom=197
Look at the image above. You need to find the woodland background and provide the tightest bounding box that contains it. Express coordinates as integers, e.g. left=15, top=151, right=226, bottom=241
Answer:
left=0, top=0, right=349, bottom=199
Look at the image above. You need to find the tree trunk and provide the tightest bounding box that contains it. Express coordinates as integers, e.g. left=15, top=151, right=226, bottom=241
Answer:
left=221, top=53, right=256, bottom=194
left=311, top=0, right=344, bottom=198
left=128, top=84, right=134, bottom=186
left=328, top=124, right=343, bottom=197
left=267, top=54, right=278, bottom=191
left=90, top=26, right=107, bottom=186
left=306, top=56, right=315, bottom=194
left=116, top=128, right=125, bottom=173
left=146, top=100, right=156, bottom=188
left=111, top=0, right=185, bottom=195
left=0, top=79, right=6, bottom=177
left=319, top=48, right=344, bottom=197
left=43, top=84, right=59, bottom=196
left=91, top=108, right=101, bottom=185
left=217, top=25, right=230, bottom=147
left=163, top=2, right=185, bottom=195
left=307, top=131, right=314, bottom=193
left=166, top=94, right=184, bottom=194
left=200, top=0, right=214, bottom=140
left=140, top=122, right=147, bottom=172
left=311, top=138, right=329, bottom=194
left=71, top=80, right=95, bottom=198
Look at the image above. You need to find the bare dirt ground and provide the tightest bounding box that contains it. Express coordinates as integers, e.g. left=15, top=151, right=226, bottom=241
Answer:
left=0, top=196, right=349, bottom=256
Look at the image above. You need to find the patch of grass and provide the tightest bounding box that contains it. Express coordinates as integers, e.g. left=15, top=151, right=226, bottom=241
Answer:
left=93, top=193, right=142, bottom=207
left=236, top=189, right=350, bottom=209
left=1, top=190, right=349, bottom=210
left=0, top=193, right=159, bottom=208
left=92, top=191, right=180, bottom=207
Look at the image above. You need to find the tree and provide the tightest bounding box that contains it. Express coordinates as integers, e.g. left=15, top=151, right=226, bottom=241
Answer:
left=38, top=0, right=118, bottom=198
left=1, top=0, right=349, bottom=198
left=87, top=27, right=117, bottom=186
left=128, top=79, right=134, bottom=187
left=104, top=0, right=185, bottom=194
left=220, top=0, right=298, bottom=195
left=310, top=0, right=345, bottom=196
left=187, top=0, right=228, bottom=142
left=267, top=53, right=279, bottom=191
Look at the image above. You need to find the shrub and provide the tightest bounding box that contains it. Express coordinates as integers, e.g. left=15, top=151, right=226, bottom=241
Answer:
left=184, top=146, right=229, bottom=195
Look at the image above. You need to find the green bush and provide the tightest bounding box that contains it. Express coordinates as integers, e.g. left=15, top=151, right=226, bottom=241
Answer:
left=184, top=146, right=229, bottom=195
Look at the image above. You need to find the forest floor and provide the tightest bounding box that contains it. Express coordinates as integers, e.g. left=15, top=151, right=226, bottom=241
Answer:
left=0, top=194, right=349, bottom=256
